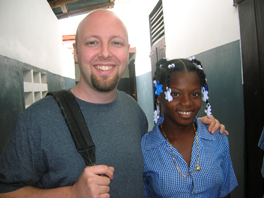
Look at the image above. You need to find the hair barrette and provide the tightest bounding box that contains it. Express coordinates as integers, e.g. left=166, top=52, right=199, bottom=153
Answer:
left=154, top=80, right=163, bottom=95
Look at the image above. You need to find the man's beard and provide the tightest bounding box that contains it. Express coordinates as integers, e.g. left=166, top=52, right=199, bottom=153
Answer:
left=91, top=73, right=119, bottom=92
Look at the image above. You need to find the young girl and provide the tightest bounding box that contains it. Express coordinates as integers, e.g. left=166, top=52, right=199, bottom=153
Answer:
left=141, top=58, right=238, bottom=197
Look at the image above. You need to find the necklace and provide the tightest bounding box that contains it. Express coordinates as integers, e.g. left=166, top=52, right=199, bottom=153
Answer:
left=160, top=123, right=201, bottom=178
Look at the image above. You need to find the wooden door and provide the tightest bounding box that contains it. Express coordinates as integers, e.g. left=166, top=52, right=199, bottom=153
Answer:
left=235, top=0, right=264, bottom=196
left=128, top=59, right=137, bottom=101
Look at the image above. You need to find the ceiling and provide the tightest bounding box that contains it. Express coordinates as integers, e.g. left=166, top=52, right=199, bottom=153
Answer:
left=47, top=0, right=115, bottom=19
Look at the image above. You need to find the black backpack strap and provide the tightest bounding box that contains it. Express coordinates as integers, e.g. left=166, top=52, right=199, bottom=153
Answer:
left=47, top=90, right=95, bottom=166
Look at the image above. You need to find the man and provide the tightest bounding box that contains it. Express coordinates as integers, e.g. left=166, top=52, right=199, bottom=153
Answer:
left=0, top=10, right=225, bottom=198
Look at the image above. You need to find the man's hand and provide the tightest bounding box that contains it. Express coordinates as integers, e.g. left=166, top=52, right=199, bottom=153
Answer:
left=198, top=115, right=229, bottom=135
left=0, top=165, right=114, bottom=198
left=71, top=165, right=114, bottom=198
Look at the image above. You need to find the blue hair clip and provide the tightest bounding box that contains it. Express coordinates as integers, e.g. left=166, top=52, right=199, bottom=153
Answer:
left=154, top=80, right=163, bottom=95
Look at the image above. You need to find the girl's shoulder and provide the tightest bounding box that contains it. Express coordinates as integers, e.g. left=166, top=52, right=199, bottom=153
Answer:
left=196, top=118, right=229, bottom=144
left=142, top=120, right=164, bottom=151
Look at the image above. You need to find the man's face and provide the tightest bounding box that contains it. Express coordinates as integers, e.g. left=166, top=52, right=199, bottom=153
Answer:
left=74, top=10, right=130, bottom=92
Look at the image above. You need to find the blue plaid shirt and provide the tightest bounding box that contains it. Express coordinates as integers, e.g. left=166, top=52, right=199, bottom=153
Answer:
left=142, top=117, right=238, bottom=198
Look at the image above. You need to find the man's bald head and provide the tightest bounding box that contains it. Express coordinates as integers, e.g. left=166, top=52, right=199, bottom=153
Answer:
left=75, top=9, right=129, bottom=51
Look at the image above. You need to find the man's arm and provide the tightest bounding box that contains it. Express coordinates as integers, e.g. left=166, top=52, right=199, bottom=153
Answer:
left=0, top=186, right=73, bottom=198
left=198, top=115, right=229, bottom=135
left=0, top=165, right=114, bottom=198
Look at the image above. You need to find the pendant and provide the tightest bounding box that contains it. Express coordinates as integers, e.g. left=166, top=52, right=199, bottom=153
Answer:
left=196, top=166, right=201, bottom=171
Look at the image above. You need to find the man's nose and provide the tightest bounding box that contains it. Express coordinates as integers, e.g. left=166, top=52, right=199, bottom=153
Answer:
left=99, top=44, right=112, bottom=59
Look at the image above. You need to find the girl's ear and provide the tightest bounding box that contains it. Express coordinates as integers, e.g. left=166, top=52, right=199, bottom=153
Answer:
left=157, top=95, right=161, bottom=103
left=157, top=95, right=164, bottom=115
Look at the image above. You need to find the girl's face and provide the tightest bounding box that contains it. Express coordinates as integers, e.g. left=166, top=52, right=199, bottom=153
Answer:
left=160, top=71, right=202, bottom=127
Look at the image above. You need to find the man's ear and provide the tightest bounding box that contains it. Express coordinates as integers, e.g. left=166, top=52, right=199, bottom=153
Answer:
left=73, top=43, right=78, bottom=63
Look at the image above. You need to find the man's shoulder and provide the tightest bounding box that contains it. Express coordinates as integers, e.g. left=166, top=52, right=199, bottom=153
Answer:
left=116, top=90, right=141, bottom=107
left=27, top=94, right=57, bottom=109
left=18, top=95, right=60, bottom=121
left=117, top=90, right=136, bottom=100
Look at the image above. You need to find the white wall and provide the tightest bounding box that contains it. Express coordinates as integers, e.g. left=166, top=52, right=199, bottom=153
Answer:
left=111, top=0, right=240, bottom=75
left=162, top=0, right=240, bottom=58
left=0, top=0, right=74, bottom=79
left=112, top=0, right=159, bottom=77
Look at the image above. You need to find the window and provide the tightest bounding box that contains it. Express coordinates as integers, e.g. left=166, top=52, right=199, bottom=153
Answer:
left=23, top=69, right=48, bottom=108
left=149, top=0, right=165, bottom=46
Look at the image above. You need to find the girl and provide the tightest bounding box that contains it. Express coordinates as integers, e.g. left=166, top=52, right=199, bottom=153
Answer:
left=142, top=58, right=238, bottom=197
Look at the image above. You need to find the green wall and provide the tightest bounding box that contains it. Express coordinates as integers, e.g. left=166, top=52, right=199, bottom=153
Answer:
left=136, top=72, right=154, bottom=131
left=0, top=55, right=75, bottom=155
left=193, top=40, right=244, bottom=197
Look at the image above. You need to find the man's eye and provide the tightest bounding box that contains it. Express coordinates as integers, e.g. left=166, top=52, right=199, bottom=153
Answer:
left=86, top=41, right=97, bottom=45
left=112, top=41, right=123, bottom=46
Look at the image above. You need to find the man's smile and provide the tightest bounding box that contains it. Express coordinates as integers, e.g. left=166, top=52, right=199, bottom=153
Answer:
left=95, top=65, right=114, bottom=71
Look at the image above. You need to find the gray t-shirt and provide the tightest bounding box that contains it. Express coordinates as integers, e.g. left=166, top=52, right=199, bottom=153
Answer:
left=0, top=90, right=148, bottom=197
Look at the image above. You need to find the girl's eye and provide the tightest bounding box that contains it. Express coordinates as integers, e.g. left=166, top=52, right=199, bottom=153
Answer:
left=192, top=93, right=201, bottom=97
left=171, top=92, right=180, bottom=97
